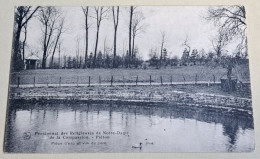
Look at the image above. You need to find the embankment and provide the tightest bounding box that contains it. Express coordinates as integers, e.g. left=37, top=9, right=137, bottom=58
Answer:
left=8, top=84, right=253, bottom=115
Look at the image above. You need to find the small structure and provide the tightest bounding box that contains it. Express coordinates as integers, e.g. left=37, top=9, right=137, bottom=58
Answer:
left=220, top=75, right=238, bottom=92
left=24, top=55, right=40, bottom=70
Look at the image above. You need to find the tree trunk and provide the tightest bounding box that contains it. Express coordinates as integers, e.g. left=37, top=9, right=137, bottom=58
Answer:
left=129, top=6, right=133, bottom=67
left=132, top=34, right=135, bottom=59
left=51, top=33, right=61, bottom=68
left=13, top=25, right=23, bottom=71
left=112, top=6, right=119, bottom=68
left=84, top=8, right=89, bottom=68
left=58, top=43, right=61, bottom=69
left=42, top=23, right=48, bottom=69
left=227, top=65, right=232, bottom=92
left=113, top=28, right=117, bottom=68
left=93, top=25, right=100, bottom=68
left=160, top=42, right=164, bottom=68
left=22, top=24, right=27, bottom=62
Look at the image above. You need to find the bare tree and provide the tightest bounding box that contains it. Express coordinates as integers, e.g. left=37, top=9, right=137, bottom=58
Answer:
left=128, top=6, right=134, bottom=65
left=50, top=17, right=65, bottom=68
left=160, top=31, right=166, bottom=67
left=212, top=29, right=228, bottom=58
left=112, top=6, right=120, bottom=68
left=82, top=7, right=90, bottom=68
left=131, top=12, right=145, bottom=59
left=205, top=6, right=246, bottom=38
left=92, top=7, right=109, bottom=68
left=13, top=6, right=40, bottom=71
left=205, top=6, right=247, bottom=53
left=38, top=7, right=61, bottom=69
left=183, top=36, right=191, bottom=54
left=205, top=6, right=247, bottom=92
left=181, top=36, right=191, bottom=66
left=128, top=6, right=137, bottom=67
left=75, top=36, right=81, bottom=68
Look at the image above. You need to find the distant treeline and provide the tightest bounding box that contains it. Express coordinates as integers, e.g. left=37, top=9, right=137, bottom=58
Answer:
left=47, top=47, right=248, bottom=69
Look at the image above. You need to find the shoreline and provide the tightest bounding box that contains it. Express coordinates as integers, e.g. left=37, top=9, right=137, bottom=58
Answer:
left=8, top=84, right=253, bottom=115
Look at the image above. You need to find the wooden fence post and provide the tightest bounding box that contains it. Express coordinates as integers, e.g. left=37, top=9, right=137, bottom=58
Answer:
left=213, top=75, right=216, bottom=84
left=150, top=75, right=152, bottom=86
left=170, top=76, right=172, bottom=85
left=47, top=77, right=49, bottom=87
left=111, top=76, right=113, bottom=86
left=33, top=76, right=35, bottom=87
left=59, top=77, right=61, bottom=87
left=77, top=76, right=79, bottom=87
left=88, top=76, right=91, bottom=87
left=17, top=77, right=20, bottom=88
left=195, top=74, right=197, bottom=85
left=183, top=75, right=186, bottom=84
left=136, top=76, right=138, bottom=86
left=123, top=76, right=125, bottom=86
left=99, top=76, right=101, bottom=85
left=160, top=76, right=163, bottom=85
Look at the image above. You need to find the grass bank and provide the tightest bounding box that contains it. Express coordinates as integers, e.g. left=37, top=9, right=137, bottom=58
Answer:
left=10, top=65, right=250, bottom=85
left=9, top=84, right=252, bottom=115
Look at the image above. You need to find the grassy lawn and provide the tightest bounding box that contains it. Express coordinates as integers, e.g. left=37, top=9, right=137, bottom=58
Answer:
left=10, top=64, right=250, bottom=85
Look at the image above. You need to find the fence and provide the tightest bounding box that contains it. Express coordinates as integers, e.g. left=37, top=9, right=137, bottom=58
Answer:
left=12, top=74, right=223, bottom=88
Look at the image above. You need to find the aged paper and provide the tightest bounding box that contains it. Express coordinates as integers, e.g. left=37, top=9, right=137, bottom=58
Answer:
left=0, top=0, right=260, bottom=158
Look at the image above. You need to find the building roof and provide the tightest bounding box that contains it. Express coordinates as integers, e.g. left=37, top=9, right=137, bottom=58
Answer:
left=25, top=55, right=40, bottom=60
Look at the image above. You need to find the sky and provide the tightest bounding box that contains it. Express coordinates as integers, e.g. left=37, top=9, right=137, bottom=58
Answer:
left=23, top=6, right=241, bottom=61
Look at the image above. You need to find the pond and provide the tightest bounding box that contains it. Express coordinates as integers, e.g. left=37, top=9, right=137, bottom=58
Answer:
left=4, top=101, right=255, bottom=153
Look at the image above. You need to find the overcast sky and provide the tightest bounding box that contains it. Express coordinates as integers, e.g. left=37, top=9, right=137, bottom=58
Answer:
left=23, top=6, right=241, bottom=60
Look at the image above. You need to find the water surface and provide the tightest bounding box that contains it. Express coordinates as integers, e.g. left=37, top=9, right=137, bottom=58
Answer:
left=4, top=102, right=255, bottom=153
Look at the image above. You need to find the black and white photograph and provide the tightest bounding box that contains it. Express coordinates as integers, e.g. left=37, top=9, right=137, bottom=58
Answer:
left=4, top=5, right=255, bottom=153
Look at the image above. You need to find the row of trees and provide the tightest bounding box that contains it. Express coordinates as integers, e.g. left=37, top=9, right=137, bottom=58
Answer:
left=12, top=6, right=247, bottom=72
left=12, top=6, right=147, bottom=71
left=60, top=48, right=143, bottom=69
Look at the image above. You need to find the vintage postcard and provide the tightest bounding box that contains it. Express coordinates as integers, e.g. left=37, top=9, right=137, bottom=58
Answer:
left=4, top=6, right=255, bottom=153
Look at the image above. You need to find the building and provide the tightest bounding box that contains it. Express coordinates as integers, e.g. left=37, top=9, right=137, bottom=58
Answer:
left=24, top=55, right=40, bottom=69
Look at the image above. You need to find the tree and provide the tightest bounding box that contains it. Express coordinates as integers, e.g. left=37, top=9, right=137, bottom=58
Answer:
left=97, top=50, right=103, bottom=68
left=75, top=36, right=81, bottom=68
left=160, top=31, right=166, bottom=67
left=162, top=48, right=168, bottom=64
left=92, top=7, right=109, bottom=68
left=211, top=29, right=228, bottom=58
left=21, top=23, right=27, bottom=62
left=183, top=36, right=191, bottom=55
left=128, top=6, right=134, bottom=66
left=82, top=7, right=90, bottom=68
left=58, top=42, right=61, bottom=68
left=50, top=17, right=65, bottom=68
left=181, top=48, right=189, bottom=66
left=206, top=6, right=247, bottom=91
left=149, top=48, right=160, bottom=69
left=190, top=49, right=198, bottom=65
left=131, top=12, right=146, bottom=66
left=13, top=6, right=40, bottom=71
left=172, top=56, right=179, bottom=66
left=112, top=6, right=120, bottom=68
left=89, top=52, right=93, bottom=67
left=199, top=49, right=206, bottom=65
left=181, top=36, right=191, bottom=66
left=38, top=7, right=61, bottom=69
left=206, top=6, right=246, bottom=39
left=128, top=6, right=137, bottom=67
left=63, top=55, right=67, bottom=69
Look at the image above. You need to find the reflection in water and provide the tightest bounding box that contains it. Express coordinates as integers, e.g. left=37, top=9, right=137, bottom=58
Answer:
left=4, top=101, right=254, bottom=153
